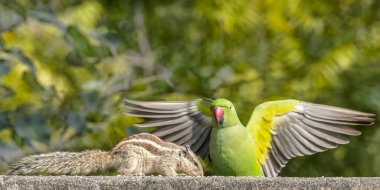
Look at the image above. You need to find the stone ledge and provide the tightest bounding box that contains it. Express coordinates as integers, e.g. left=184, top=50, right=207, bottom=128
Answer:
left=1, top=176, right=379, bottom=190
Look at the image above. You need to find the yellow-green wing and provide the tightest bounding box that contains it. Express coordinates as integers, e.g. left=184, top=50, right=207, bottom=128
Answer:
left=246, top=100, right=375, bottom=177
left=124, top=98, right=213, bottom=158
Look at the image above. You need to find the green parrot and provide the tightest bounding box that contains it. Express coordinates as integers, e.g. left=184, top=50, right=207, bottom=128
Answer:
left=124, top=98, right=375, bottom=177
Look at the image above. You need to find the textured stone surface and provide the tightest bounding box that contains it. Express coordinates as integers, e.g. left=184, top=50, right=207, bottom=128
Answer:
left=1, top=176, right=380, bottom=190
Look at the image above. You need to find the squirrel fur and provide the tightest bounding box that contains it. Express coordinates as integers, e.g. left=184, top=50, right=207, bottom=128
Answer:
left=7, top=133, right=203, bottom=176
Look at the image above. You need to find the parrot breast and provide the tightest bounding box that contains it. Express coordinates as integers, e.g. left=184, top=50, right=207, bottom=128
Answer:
left=209, top=125, right=263, bottom=176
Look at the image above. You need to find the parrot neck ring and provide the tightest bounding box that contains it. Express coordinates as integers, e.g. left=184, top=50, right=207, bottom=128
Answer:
left=212, top=106, right=224, bottom=127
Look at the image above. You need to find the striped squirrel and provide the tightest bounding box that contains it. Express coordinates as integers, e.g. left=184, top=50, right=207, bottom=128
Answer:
left=7, top=133, right=203, bottom=176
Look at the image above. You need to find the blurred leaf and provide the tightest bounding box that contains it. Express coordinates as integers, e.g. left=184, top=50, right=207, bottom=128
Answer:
left=81, top=90, right=105, bottom=112
left=0, top=85, right=15, bottom=98
left=85, top=112, right=106, bottom=123
left=0, top=5, right=24, bottom=32
left=11, top=106, right=51, bottom=144
left=91, top=32, right=120, bottom=53
left=65, top=112, right=86, bottom=133
left=11, top=130, right=25, bottom=147
left=0, top=59, right=11, bottom=75
left=0, top=129, right=13, bottom=145
left=0, top=35, right=3, bottom=46
left=22, top=71, right=44, bottom=92
left=0, top=1, right=26, bottom=17
left=0, top=112, right=10, bottom=130
left=3, top=48, right=36, bottom=74
left=64, top=26, right=98, bottom=66
left=28, top=11, right=66, bottom=31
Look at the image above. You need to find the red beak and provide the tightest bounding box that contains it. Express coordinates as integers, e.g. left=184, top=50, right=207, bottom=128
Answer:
left=212, top=106, right=224, bottom=127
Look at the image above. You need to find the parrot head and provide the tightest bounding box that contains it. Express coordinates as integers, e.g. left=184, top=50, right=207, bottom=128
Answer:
left=211, top=99, right=240, bottom=128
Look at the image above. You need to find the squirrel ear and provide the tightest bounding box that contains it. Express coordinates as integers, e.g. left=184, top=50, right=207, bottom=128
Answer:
left=179, top=145, right=189, bottom=157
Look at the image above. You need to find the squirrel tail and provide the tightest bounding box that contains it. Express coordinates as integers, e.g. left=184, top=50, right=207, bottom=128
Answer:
left=7, top=150, right=114, bottom=175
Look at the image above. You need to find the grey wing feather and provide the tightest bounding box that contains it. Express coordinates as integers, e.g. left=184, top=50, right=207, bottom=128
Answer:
left=124, top=99, right=212, bottom=158
left=262, top=102, right=375, bottom=177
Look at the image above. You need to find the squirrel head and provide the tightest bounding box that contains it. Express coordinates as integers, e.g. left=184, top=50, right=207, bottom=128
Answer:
left=177, top=145, right=203, bottom=176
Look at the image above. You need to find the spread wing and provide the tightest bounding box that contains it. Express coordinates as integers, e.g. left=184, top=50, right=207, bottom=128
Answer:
left=247, top=100, right=375, bottom=177
left=124, top=99, right=213, bottom=158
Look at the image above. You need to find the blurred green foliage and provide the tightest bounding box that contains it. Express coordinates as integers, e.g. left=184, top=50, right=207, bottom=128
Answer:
left=1, top=0, right=380, bottom=176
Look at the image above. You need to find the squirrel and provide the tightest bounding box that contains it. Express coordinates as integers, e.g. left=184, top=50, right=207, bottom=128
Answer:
left=7, top=133, right=203, bottom=176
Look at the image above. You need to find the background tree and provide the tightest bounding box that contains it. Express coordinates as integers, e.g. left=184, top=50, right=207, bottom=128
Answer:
left=0, top=0, right=379, bottom=176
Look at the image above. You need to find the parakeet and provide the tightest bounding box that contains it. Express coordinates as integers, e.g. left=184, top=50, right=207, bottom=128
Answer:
left=124, top=98, right=375, bottom=177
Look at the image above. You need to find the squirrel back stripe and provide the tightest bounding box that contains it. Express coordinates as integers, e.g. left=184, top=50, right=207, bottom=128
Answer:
left=111, top=138, right=174, bottom=155
left=125, top=133, right=179, bottom=149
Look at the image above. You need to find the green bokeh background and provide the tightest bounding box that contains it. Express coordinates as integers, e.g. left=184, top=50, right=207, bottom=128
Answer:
left=0, top=0, right=380, bottom=176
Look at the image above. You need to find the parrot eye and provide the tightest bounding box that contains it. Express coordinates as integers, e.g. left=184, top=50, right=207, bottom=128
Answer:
left=229, top=106, right=232, bottom=109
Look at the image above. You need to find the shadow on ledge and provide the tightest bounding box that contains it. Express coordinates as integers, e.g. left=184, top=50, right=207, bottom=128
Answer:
left=1, top=176, right=380, bottom=190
